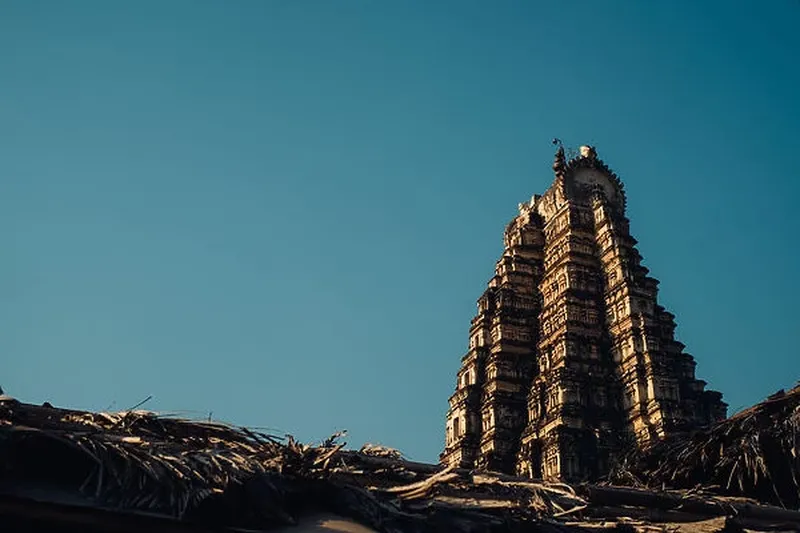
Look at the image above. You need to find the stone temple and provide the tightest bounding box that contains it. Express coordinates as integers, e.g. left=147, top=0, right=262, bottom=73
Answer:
left=441, top=144, right=726, bottom=481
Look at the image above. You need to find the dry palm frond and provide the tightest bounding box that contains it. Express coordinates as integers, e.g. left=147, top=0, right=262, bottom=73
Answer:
left=3, top=393, right=800, bottom=532
left=610, top=384, right=800, bottom=508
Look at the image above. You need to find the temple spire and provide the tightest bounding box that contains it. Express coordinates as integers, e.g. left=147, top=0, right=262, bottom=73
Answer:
left=441, top=145, right=726, bottom=482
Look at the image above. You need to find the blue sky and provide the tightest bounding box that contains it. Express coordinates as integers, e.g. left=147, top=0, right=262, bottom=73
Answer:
left=1, top=1, right=798, bottom=462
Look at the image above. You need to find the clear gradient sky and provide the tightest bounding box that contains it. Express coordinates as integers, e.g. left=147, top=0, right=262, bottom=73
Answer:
left=1, top=1, right=798, bottom=462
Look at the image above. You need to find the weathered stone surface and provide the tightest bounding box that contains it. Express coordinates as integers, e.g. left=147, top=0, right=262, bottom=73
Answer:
left=441, top=145, right=726, bottom=482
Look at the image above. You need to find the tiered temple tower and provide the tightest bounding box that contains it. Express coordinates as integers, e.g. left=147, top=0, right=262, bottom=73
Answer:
left=441, top=144, right=726, bottom=481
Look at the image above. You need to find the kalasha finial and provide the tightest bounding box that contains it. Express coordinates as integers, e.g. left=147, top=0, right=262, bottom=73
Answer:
left=552, top=139, right=566, bottom=175
left=580, top=145, right=597, bottom=159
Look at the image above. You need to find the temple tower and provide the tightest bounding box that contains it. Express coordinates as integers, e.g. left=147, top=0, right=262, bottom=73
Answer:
left=441, top=145, right=726, bottom=481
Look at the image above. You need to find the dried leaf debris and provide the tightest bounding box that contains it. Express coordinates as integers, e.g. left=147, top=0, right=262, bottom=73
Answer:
left=611, top=383, right=800, bottom=509
left=1, top=387, right=800, bottom=533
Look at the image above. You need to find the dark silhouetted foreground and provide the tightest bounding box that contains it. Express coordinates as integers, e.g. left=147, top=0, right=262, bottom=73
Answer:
left=1, top=385, right=799, bottom=532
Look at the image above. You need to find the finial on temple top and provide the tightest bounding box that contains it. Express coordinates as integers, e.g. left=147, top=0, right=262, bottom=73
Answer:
left=552, top=138, right=566, bottom=175
left=580, top=145, right=597, bottom=159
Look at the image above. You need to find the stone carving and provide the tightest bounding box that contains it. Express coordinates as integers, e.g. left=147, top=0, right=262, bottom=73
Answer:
left=441, top=146, right=726, bottom=481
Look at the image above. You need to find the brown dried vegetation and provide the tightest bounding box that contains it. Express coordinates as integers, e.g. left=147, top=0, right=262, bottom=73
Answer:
left=1, top=387, right=799, bottom=532
left=611, top=383, right=800, bottom=509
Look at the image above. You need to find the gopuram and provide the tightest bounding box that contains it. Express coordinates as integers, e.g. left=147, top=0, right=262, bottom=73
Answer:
left=441, top=143, right=727, bottom=481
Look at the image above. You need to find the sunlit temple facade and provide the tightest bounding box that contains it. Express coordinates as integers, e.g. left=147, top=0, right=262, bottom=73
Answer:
left=441, top=144, right=726, bottom=481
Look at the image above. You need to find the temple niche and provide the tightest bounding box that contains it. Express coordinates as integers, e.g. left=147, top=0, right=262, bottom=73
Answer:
left=441, top=144, right=726, bottom=481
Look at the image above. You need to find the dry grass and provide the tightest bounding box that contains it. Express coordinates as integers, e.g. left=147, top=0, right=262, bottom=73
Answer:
left=2, top=387, right=800, bottom=532
left=609, top=383, right=800, bottom=509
